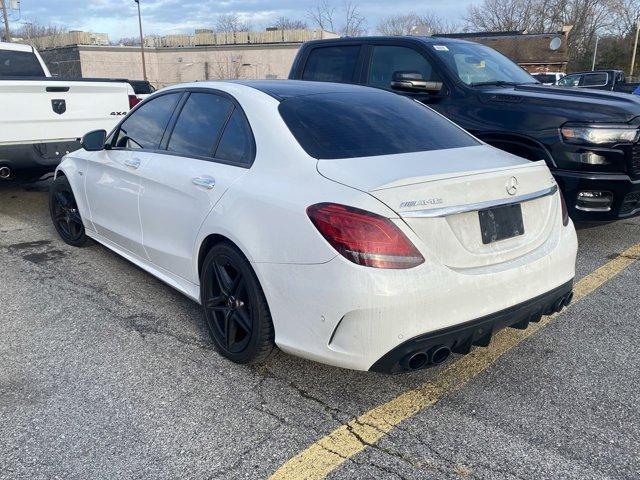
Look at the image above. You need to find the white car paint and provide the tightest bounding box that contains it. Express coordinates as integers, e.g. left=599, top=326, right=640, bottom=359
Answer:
left=0, top=41, right=133, bottom=173
left=55, top=81, right=578, bottom=371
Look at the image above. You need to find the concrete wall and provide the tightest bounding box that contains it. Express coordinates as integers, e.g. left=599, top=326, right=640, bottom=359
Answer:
left=71, top=43, right=301, bottom=87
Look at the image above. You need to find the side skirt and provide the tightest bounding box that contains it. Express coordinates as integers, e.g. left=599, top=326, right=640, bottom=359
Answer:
left=86, top=230, right=201, bottom=303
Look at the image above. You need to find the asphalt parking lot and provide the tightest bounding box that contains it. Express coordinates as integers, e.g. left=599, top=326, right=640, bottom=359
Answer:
left=1, top=178, right=639, bottom=480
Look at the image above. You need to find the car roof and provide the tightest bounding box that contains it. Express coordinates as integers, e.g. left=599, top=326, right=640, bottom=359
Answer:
left=568, top=70, right=621, bottom=75
left=229, top=79, right=383, bottom=101
left=0, top=41, right=35, bottom=53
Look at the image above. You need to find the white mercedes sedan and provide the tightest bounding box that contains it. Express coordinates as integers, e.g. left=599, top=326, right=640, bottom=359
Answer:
left=50, top=80, right=578, bottom=373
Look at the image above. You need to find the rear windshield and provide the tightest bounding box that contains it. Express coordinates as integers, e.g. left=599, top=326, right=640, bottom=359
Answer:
left=278, top=91, right=478, bottom=159
left=0, top=50, right=46, bottom=77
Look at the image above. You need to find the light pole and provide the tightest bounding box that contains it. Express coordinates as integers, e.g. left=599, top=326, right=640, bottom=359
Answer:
left=0, top=0, right=11, bottom=42
left=134, top=0, right=147, bottom=81
left=631, top=21, right=640, bottom=79
left=591, top=35, right=599, bottom=71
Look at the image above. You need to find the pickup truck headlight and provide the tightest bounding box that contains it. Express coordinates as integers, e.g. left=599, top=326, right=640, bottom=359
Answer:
left=561, top=124, right=639, bottom=145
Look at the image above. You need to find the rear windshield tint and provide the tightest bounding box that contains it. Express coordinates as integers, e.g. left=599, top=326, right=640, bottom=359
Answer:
left=279, top=91, right=478, bottom=159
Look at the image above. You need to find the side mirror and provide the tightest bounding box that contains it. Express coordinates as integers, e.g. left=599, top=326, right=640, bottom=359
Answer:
left=391, top=71, right=443, bottom=94
left=81, top=129, right=107, bottom=151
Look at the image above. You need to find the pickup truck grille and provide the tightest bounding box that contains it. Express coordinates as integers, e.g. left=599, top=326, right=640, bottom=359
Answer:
left=632, top=142, right=640, bottom=175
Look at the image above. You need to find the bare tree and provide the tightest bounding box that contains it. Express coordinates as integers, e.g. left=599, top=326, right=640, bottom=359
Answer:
left=215, top=13, right=250, bottom=34
left=465, top=0, right=538, bottom=32
left=307, top=0, right=366, bottom=36
left=342, top=1, right=366, bottom=36
left=113, top=36, right=140, bottom=46
left=272, top=16, right=308, bottom=30
left=209, top=52, right=246, bottom=80
left=14, top=22, right=68, bottom=50
left=464, top=0, right=618, bottom=69
left=377, top=12, right=457, bottom=36
left=307, top=0, right=337, bottom=32
left=608, top=0, right=640, bottom=37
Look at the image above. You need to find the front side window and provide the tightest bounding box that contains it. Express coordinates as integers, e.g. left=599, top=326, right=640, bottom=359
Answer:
left=433, top=42, right=535, bottom=86
left=581, top=73, right=608, bottom=87
left=279, top=91, right=479, bottom=160
left=167, top=93, right=234, bottom=157
left=368, top=45, right=440, bottom=89
left=558, top=75, right=580, bottom=87
left=0, top=50, right=45, bottom=77
left=215, top=108, right=255, bottom=165
left=302, top=45, right=360, bottom=83
left=113, top=92, right=181, bottom=149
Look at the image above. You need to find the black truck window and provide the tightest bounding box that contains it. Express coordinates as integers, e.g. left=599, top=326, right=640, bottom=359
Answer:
left=581, top=73, right=608, bottom=87
left=0, top=50, right=46, bottom=77
left=368, top=45, right=440, bottom=89
left=302, top=46, right=360, bottom=83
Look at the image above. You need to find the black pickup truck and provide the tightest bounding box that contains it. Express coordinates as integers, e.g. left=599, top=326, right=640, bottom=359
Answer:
left=557, top=69, right=640, bottom=94
left=289, top=37, right=640, bottom=221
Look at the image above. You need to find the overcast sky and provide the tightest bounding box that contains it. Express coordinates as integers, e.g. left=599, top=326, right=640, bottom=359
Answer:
left=7, top=0, right=477, bottom=40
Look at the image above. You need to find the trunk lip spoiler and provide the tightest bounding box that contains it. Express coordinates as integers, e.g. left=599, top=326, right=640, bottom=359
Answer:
left=401, top=184, right=558, bottom=218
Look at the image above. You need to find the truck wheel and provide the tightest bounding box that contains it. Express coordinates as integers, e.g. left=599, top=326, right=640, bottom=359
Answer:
left=49, top=176, right=88, bottom=247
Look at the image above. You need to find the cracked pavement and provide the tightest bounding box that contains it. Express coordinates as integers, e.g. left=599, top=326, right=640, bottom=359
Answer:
left=1, top=179, right=639, bottom=479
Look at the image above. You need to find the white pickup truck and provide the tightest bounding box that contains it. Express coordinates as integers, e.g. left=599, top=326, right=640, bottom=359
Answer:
left=0, top=42, right=135, bottom=180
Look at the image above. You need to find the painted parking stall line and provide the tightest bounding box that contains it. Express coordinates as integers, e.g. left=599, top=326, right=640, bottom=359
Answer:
left=269, top=242, right=640, bottom=480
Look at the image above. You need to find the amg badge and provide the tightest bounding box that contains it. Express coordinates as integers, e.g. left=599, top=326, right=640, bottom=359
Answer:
left=399, top=198, right=444, bottom=209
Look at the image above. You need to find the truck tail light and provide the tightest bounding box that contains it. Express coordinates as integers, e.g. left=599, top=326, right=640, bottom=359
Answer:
left=128, top=95, right=141, bottom=109
left=307, top=203, right=424, bottom=269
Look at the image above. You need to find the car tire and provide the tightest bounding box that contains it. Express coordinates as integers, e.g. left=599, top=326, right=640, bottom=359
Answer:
left=49, top=175, right=88, bottom=247
left=200, top=242, right=275, bottom=365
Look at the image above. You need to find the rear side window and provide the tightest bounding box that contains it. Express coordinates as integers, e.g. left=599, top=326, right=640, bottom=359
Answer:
left=167, top=93, right=234, bottom=157
left=279, top=91, right=479, bottom=159
left=215, top=108, right=255, bottom=165
left=0, top=50, right=45, bottom=77
left=581, top=73, right=608, bottom=87
left=114, top=92, right=181, bottom=149
left=302, top=46, right=360, bottom=83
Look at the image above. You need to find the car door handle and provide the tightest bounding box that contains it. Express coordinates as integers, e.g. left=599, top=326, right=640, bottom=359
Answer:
left=192, top=176, right=216, bottom=189
left=124, top=158, right=141, bottom=169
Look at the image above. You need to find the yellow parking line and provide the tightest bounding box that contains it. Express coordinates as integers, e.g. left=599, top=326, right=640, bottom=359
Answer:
left=269, top=242, right=640, bottom=480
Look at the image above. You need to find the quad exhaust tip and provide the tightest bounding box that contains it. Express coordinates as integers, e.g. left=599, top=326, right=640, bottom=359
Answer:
left=0, top=166, right=10, bottom=179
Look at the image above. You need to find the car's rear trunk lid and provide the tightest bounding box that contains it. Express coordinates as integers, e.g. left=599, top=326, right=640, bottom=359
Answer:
left=317, top=145, right=559, bottom=270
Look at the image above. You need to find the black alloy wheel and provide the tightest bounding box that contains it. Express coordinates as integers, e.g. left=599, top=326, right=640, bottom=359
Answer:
left=49, top=175, right=88, bottom=247
left=200, top=243, right=274, bottom=364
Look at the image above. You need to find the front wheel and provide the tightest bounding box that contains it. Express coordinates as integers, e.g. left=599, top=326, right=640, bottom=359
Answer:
left=49, top=175, right=88, bottom=247
left=200, top=243, right=275, bottom=364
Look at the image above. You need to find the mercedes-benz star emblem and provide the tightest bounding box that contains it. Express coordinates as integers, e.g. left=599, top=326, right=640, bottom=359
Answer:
left=506, top=176, right=519, bottom=196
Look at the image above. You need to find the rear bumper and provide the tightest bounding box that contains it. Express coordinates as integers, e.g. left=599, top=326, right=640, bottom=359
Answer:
left=0, top=140, right=80, bottom=175
left=255, top=217, right=577, bottom=372
left=554, top=169, right=640, bottom=221
left=370, top=280, right=573, bottom=373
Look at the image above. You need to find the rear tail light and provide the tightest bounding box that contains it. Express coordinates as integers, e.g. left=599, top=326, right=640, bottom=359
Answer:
left=128, top=95, right=141, bottom=109
left=307, top=203, right=424, bottom=269
left=559, top=191, right=569, bottom=226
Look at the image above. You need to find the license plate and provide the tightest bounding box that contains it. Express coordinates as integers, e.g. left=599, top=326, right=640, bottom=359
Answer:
left=478, top=204, right=524, bottom=244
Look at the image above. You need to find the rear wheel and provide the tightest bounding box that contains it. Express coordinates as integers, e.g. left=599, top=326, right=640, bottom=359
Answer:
left=200, top=243, right=275, bottom=364
left=49, top=175, right=88, bottom=247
